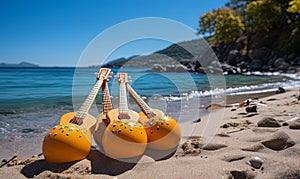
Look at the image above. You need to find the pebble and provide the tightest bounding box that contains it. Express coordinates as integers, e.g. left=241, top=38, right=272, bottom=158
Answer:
left=275, top=87, right=285, bottom=94
left=261, top=131, right=295, bottom=150
left=257, top=117, right=281, bottom=127
left=246, top=156, right=263, bottom=169
left=245, top=105, right=257, bottom=113
left=202, top=143, right=227, bottom=151
left=193, top=118, right=201, bottom=123
left=1, top=159, right=8, bottom=163
left=289, top=122, right=300, bottom=129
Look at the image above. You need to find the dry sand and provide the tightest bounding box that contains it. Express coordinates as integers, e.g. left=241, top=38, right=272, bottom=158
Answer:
left=1, top=88, right=300, bottom=179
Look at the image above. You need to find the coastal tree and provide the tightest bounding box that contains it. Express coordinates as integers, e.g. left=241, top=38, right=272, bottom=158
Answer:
left=246, top=0, right=284, bottom=31
left=198, top=0, right=300, bottom=53
left=287, top=0, right=300, bottom=13
left=197, top=8, right=245, bottom=44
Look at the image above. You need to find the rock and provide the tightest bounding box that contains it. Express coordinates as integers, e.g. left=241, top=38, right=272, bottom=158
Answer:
left=294, top=56, right=300, bottom=65
left=242, top=144, right=264, bottom=152
left=261, top=131, right=295, bottom=151
left=148, top=64, right=166, bottom=72
left=267, top=56, right=277, bottom=66
left=227, top=50, right=241, bottom=66
left=275, top=87, right=285, bottom=94
left=289, top=122, right=300, bottom=129
left=165, top=64, right=188, bottom=72
left=246, top=105, right=257, bottom=113
left=273, top=57, right=290, bottom=71
left=287, top=53, right=297, bottom=62
left=222, top=154, right=246, bottom=162
left=193, top=118, right=201, bottom=123
left=282, top=122, right=289, bottom=126
left=202, top=143, right=227, bottom=151
left=261, top=64, right=271, bottom=71
left=1, top=159, right=8, bottom=163
left=239, top=61, right=250, bottom=72
left=249, top=47, right=271, bottom=60
left=222, top=63, right=240, bottom=74
left=257, top=117, right=281, bottom=127
left=249, top=59, right=264, bottom=71
left=174, top=64, right=189, bottom=72
left=246, top=156, right=263, bottom=169
left=230, top=170, right=255, bottom=179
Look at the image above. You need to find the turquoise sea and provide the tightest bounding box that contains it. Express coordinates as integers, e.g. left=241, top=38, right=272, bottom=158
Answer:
left=0, top=67, right=300, bottom=158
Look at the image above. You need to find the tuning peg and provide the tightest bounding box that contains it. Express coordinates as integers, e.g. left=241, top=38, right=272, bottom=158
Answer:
left=110, top=72, right=113, bottom=75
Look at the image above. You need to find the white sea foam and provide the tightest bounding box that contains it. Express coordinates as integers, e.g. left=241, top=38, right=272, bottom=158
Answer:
left=163, top=77, right=300, bottom=101
left=243, top=71, right=300, bottom=80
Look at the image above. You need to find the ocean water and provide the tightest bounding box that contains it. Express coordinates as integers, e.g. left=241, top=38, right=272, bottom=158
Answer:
left=0, top=67, right=300, bottom=158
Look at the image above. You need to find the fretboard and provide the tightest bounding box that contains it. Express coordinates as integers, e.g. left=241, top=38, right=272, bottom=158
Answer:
left=119, top=82, right=129, bottom=115
left=126, top=83, right=153, bottom=115
left=75, top=79, right=104, bottom=122
left=102, top=81, right=113, bottom=113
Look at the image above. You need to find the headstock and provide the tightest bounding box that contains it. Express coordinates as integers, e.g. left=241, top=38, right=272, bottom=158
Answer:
left=97, top=68, right=112, bottom=81
left=116, top=73, right=128, bottom=84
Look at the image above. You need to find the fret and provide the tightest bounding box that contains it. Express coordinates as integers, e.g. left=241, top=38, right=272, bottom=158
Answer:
left=119, top=82, right=129, bottom=114
left=117, top=73, right=130, bottom=119
left=102, top=81, right=112, bottom=113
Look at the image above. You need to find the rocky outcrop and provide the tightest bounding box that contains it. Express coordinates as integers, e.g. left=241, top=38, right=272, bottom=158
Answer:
left=105, top=35, right=300, bottom=74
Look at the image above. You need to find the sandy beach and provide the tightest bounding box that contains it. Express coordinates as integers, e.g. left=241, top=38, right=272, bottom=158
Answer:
left=1, top=87, right=300, bottom=179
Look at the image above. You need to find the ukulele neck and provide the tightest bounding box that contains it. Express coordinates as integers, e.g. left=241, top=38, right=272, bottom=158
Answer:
left=126, top=83, right=154, bottom=116
left=102, top=81, right=113, bottom=114
left=75, top=79, right=103, bottom=123
left=118, top=81, right=130, bottom=119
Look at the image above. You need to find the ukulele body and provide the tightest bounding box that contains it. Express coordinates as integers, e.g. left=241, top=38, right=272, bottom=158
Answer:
left=138, top=109, right=181, bottom=151
left=42, top=112, right=96, bottom=164
left=102, top=109, right=147, bottom=159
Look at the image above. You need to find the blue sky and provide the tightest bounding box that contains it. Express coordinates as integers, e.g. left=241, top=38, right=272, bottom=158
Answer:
left=0, top=0, right=228, bottom=66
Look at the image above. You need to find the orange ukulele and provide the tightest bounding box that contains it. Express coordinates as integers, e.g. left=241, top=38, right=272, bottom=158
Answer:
left=101, top=73, right=147, bottom=159
left=126, top=82, right=181, bottom=151
left=93, top=80, right=113, bottom=150
left=42, top=68, right=111, bottom=164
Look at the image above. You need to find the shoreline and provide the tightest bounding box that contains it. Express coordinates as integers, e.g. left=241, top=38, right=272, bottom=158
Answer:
left=0, top=89, right=278, bottom=160
left=1, top=87, right=300, bottom=178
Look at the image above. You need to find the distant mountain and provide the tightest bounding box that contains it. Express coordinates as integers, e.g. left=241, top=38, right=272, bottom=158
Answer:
left=0, top=62, right=40, bottom=68
left=98, top=39, right=202, bottom=68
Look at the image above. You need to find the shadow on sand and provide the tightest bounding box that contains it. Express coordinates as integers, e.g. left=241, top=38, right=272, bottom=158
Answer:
left=20, top=149, right=138, bottom=178
left=20, top=147, right=177, bottom=178
left=86, top=149, right=138, bottom=175
left=21, top=160, right=76, bottom=178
